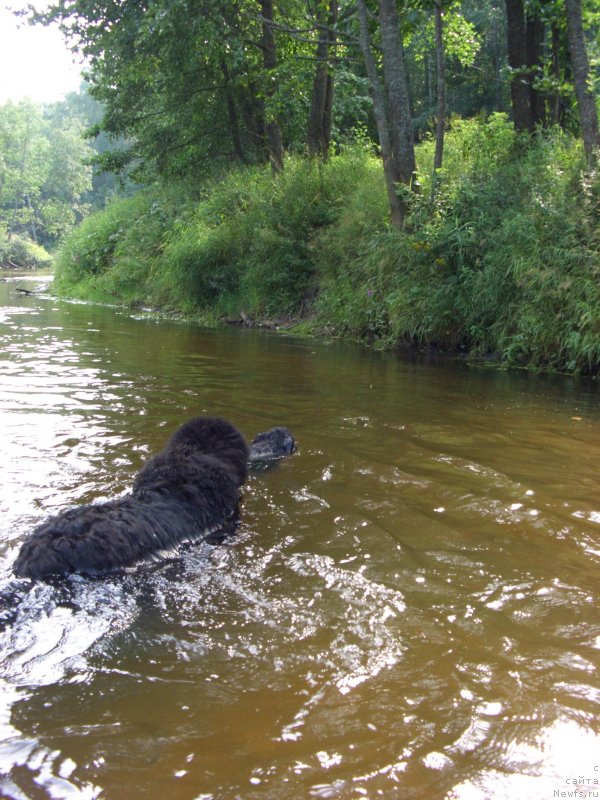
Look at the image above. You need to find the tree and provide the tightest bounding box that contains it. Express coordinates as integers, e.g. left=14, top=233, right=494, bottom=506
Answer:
left=401, top=1, right=481, bottom=140
left=259, top=0, right=285, bottom=170
left=502, top=0, right=599, bottom=158
left=564, top=0, right=599, bottom=162
left=0, top=101, right=92, bottom=245
left=28, top=0, right=596, bottom=194
left=56, top=88, right=134, bottom=210
left=38, top=116, right=94, bottom=240
left=307, top=0, right=338, bottom=157
left=356, top=0, right=417, bottom=228
left=433, top=0, right=447, bottom=174
left=506, top=0, right=535, bottom=131
left=34, top=0, right=332, bottom=179
left=379, top=0, right=417, bottom=187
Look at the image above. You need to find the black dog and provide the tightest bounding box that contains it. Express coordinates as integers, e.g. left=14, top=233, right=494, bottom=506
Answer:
left=13, top=417, right=250, bottom=580
left=248, top=426, right=295, bottom=469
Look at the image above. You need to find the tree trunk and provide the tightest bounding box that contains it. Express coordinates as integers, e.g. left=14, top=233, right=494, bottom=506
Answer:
left=220, top=61, right=248, bottom=164
left=259, top=0, right=284, bottom=172
left=525, top=11, right=545, bottom=127
left=240, top=81, right=267, bottom=162
left=505, top=0, right=547, bottom=133
left=433, top=0, right=446, bottom=174
left=550, top=24, right=562, bottom=126
left=26, top=194, right=37, bottom=244
left=490, top=0, right=503, bottom=111
left=322, top=57, right=335, bottom=153
left=425, top=53, right=434, bottom=109
left=378, top=0, right=417, bottom=187
left=564, top=0, right=599, bottom=163
left=307, top=0, right=337, bottom=158
left=505, top=0, right=533, bottom=132
left=356, top=0, right=405, bottom=228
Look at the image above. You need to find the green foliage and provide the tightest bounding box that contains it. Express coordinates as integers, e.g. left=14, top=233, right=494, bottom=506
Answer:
left=52, top=88, right=135, bottom=211
left=317, top=116, right=600, bottom=373
left=0, top=99, right=93, bottom=246
left=0, top=235, right=52, bottom=270
left=53, top=192, right=179, bottom=301
left=55, top=118, right=600, bottom=374
left=407, top=0, right=507, bottom=132
left=37, top=0, right=347, bottom=181
left=54, top=148, right=379, bottom=316
left=152, top=148, right=380, bottom=316
left=407, top=2, right=481, bottom=67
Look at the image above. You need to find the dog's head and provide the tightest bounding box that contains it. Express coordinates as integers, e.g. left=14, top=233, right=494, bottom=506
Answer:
left=249, top=427, right=295, bottom=462
left=163, top=416, right=250, bottom=486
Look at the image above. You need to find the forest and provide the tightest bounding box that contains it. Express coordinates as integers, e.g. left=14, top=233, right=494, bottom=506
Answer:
left=3, top=0, right=600, bottom=372
left=0, top=92, right=123, bottom=267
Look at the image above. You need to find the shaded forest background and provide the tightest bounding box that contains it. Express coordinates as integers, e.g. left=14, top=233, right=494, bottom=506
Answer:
left=2, top=0, right=599, bottom=372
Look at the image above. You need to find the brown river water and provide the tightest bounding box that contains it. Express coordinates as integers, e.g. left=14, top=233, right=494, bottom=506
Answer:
left=0, top=274, right=599, bottom=800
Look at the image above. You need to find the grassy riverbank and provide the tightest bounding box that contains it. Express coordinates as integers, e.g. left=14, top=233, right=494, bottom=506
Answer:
left=1, top=235, right=52, bottom=270
left=54, top=115, right=600, bottom=374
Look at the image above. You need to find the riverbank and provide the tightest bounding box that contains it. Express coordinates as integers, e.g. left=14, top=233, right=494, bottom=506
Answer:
left=1, top=235, right=52, bottom=271
left=53, top=116, right=600, bottom=374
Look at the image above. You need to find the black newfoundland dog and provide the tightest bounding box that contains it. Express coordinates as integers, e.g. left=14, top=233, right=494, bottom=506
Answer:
left=13, top=417, right=294, bottom=581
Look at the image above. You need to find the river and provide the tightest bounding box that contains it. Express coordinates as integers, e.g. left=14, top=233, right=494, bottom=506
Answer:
left=1, top=273, right=599, bottom=800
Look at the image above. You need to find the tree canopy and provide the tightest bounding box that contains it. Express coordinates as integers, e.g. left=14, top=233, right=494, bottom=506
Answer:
left=0, top=98, right=93, bottom=246
left=24, top=0, right=597, bottom=220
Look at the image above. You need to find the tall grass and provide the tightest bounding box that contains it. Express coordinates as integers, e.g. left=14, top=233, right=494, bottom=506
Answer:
left=317, top=116, right=600, bottom=372
left=53, top=192, right=182, bottom=302
left=153, top=151, right=380, bottom=316
left=54, top=118, right=600, bottom=373
left=55, top=149, right=379, bottom=315
left=0, top=235, right=52, bottom=270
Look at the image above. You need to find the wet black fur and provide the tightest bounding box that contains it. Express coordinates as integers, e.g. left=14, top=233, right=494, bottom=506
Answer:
left=248, top=427, right=295, bottom=467
left=13, top=417, right=249, bottom=580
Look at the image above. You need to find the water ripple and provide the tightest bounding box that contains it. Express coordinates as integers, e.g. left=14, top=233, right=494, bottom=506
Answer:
left=1, top=281, right=600, bottom=798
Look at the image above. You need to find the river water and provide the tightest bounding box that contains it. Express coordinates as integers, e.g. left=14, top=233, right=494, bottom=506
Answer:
left=0, top=274, right=599, bottom=800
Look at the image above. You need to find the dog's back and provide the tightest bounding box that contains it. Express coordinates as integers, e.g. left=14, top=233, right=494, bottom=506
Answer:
left=13, top=417, right=249, bottom=580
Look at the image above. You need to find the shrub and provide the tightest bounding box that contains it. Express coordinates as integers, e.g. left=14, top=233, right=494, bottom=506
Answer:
left=152, top=148, right=380, bottom=317
left=53, top=118, right=600, bottom=373
left=316, top=117, right=600, bottom=372
left=54, top=192, right=180, bottom=302
left=0, top=235, right=52, bottom=270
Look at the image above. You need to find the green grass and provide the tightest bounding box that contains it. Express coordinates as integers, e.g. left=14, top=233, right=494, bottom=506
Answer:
left=53, top=192, right=181, bottom=303
left=0, top=235, right=52, bottom=270
left=316, top=117, right=600, bottom=372
left=54, top=119, right=600, bottom=374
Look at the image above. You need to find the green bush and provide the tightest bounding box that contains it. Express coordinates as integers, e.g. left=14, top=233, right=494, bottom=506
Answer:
left=152, top=148, right=380, bottom=317
left=53, top=192, right=181, bottom=302
left=0, top=235, right=52, bottom=270
left=54, top=118, right=600, bottom=373
left=317, top=118, right=600, bottom=372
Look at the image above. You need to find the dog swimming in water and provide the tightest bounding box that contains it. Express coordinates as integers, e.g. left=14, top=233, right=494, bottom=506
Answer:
left=13, top=417, right=295, bottom=580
